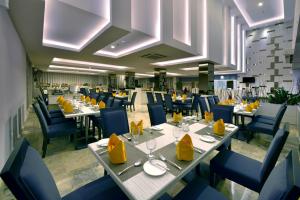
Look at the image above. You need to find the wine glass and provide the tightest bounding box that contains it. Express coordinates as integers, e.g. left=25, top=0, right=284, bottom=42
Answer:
left=132, top=129, right=140, bottom=145
left=146, top=136, right=156, bottom=159
left=173, top=126, right=181, bottom=144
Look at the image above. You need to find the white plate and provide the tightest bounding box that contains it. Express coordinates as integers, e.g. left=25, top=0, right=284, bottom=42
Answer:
left=150, top=126, right=163, bottom=131
left=143, top=160, right=167, bottom=176
left=225, top=123, right=235, bottom=128
left=199, top=135, right=216, bottom=143
left=97, top=138, right=109, bottom=147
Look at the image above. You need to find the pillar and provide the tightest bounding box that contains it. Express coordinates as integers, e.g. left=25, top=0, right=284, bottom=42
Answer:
left=198, top=63, right=214, bottom=94
left=154, top=68, right=167, bottom=91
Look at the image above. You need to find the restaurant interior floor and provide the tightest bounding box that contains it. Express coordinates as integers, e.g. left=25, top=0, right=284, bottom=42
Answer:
left=0, top=104, right=299, bottom=200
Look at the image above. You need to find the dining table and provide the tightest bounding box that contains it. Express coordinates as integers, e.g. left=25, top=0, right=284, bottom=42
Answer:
left=88, top=118, right=238, bottom=200
left=60, top=99, right=101, bottom=149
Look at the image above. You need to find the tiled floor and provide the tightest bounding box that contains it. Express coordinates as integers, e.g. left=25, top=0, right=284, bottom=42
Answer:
left=0, top=104, right=299, bottom=200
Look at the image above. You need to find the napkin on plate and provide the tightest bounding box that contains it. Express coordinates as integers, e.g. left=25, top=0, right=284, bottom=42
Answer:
left=176, top=134, right=194, bottom=161
left=98, top=101, right=106, bottom=109
left=85, top=96, right=91, bottom=103
left=204, top=111, right=213, bottom=123
left=91, top=98, right=97, bottom=105
left=130, top=120, right=143, bottom=135
left=245, top=104, right=253, bottom=112
left=63, top=101, right=74, bottom=113
left=213, top=119, right=225, bottom=136
left=173, top=112, right=183, bottom=123
left=108, top=134, right=127, bottom=164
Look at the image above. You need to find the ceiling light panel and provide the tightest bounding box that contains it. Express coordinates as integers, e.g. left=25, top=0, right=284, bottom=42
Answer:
left=43, top=0, right=111, bottom=51
left=52, top=58, right=129, bottom=70
left=94, top=0, right=161, bottom=58
left=46, top=69, right=98, bottom=75
left=49, top=65, right=107, bottom=73
left=233, top=0, right=284, bottom=28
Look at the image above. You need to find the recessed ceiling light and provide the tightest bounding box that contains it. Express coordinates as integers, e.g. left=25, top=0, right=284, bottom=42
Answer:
left=52, top=58, right=129, bottom=70
left=49, top=65, right=107, bottom=73
left=46, top=69, right=98, bottom=75
left=110, top=45, right=116, bottom=49
left=181, top=67, right=199, bottom=71
left=135, top=73, right=154, bottom=77
left=258, top=2, right=263, bottom=7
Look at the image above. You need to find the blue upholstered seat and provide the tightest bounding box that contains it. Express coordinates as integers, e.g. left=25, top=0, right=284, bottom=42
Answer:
left=33, top=103, right=79, bottom=157
left=101, top=107, right=129, bottom=138
left=111, top=98, right=122, bottom=108
left=247, top=104, right=286, bottom=137
left=105, top=97, right=114, bottom=108
left=155, top=93, right=164, bottom=106
left=123, top=92, right=137, bottom=111
left=182, top=94, right=200, bottom=115
left=172, top=149, right=300, bottom=200
left=147, top=104, right=167, bottom=126
left=164, top=94, right=178, bottom=113
left=199, top=97, right=209, bottom=118
left=213, top=95, right=220, bottom=104
left=207, top=96, right=216, bottom=111
left=210, top=124, right=289, bottom=192
left=253, top=103, right=286, bottom=125
left=0, top=139, right=128, bottom=200
left=146, top=92, right=155, bottom=104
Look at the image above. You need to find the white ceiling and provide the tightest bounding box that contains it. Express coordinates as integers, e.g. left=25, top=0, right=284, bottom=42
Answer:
left=8, top=0, right=296, bottom=76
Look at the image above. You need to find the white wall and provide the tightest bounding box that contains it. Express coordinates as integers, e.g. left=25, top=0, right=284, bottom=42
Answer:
left=0, top=6, right=28, bottom=169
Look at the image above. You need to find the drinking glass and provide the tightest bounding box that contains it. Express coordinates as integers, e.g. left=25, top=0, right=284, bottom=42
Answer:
left=146, top=136, right=156, bottom=159
left=173, top=126, right=181, bottom=144
left=132, top=129, right=140, bottom=145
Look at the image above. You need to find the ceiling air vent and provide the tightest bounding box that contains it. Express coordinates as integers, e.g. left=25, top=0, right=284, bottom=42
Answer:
left=141, top=53, right=167, bottom=60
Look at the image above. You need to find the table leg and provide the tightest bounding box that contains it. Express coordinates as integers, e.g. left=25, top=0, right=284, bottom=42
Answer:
left=85, top=116, right=89, bottom=144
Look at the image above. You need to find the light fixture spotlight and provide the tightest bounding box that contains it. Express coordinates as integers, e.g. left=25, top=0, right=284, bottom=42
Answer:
left=258, top=2, right=263, bottom=7
left=110, top=45, right=116, bottom=49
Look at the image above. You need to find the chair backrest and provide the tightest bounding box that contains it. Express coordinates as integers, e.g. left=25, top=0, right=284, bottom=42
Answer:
left=213, top=95, right=220, bottom=104
left=163, top=94, right=173, bottom=110
left=192, top=94, right=200, bottom=112
left=259, top=149, right=300, bottom=200
left=105, top=97, right=114, bottom=108
left=37, top=99, right=52, bottom=125
left=147, top=104, right=167, bottom=126
left=0, top=138, right=61, bottom=200
left=111, top=99, right=122, bottom=108
left=130, top=92, right=137, bottom=104
left=32, top=103, right=49, bottom=139
left=272, top=105, right=287, bottom=135
left=101, top=107, right=130, bottom=138
left=212, top=105, right=234, bottom=123
left=207, top=96, right=215, bottom=111
left=90, top=93, right=99, bottom=101
left=155, top=93, right=164, bottom=105
left=146, top=92, right=155, bottom=104
left=259, top=123, right=290, bottom=188
left=199, top=97, right=209, bottom=118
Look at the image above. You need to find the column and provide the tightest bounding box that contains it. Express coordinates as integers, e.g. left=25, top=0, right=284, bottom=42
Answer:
left=108, top=74, right=117, bottom=90
left=125, top=72, right=135, bottom=89
left=154, top=68, right=167, bottom=91
left=198, top=63, right=214, bottom=94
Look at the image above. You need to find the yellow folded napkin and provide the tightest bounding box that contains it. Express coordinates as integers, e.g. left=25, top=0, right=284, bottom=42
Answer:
left=85, top=96, right=91, bottom=103
left=57, top=96, right=64, bottom=105
left=98, top=101, right=106, bottom=109
left=130, top=120, right=143, bottom=135
left=245, top=104, right=253, bottom=112
left=176, top=134, right=194, bottom=161
left=80, top=95, right=85, bottom=102
left=57, top=96, right=62, bottom=103
left=112, top=92, right=116, bottom=97
left=91, top=98, right=97, bottom=105
left=173, top=112, right=183, bottom=123
left=182, top=94, right=187, bottom=102
left=108, top=134, right=127, bottom=164
left=242, top=100, right=247, bottom=105
left=172, top=93, right=177, bottom=101
left=123, top=93, right=127, bottom=96
left=204, top=111, right=213, bottom=123
left=96, top=89, right=100, bottom=93
left=213, top=119, right=225, bottom=136
left=63, top=101, right=74, bottom=113
left=253, top=100, right=260, bottom=109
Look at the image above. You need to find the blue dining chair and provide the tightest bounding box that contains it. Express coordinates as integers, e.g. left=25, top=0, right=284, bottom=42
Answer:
left=111, top=98, right=122, bottom=108
left=163, top=94, right=178, bottom=113
left=105, top=97, right=114, bottom=108
left=37, top=100, right=74, bottom=125
left=210, top=123, right=289, bottom=192
left=155, top=93, right=164, bottom=106
left=123, top=92, right=137, bottom=111
left=101, top=107, right=130, bottom=138
left=172, top=149, right=300, bottom=200
left=212, top=105, right=234, bottom=151
left=199, top=97, right=209, bottom=118
left=146, top=92, right=155, bottom=104
left=182, top=94, right=200, bottom=115
left=247, top=104, right=287, bottom=139
left=213, top=95, right=220, bottom=104
left=37, top=95, right=62, bottom=115
left=253, top=103, right=286, bottom=125
left=0, top=138, right=128, bottom=200
left=33, top=103, right=80, bottom=157
left=207, top=96, right=216, bottom=111
left=147, top=104, right=167, bottom=126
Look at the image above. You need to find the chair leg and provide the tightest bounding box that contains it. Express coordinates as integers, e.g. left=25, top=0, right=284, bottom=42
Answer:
left=130, top=105, right=132, bottom=112
left=210, top=168, right=216, bottom=187
left=133, top=105, right=135, bottom=111
left=42, top=138, right=48, bottom=158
